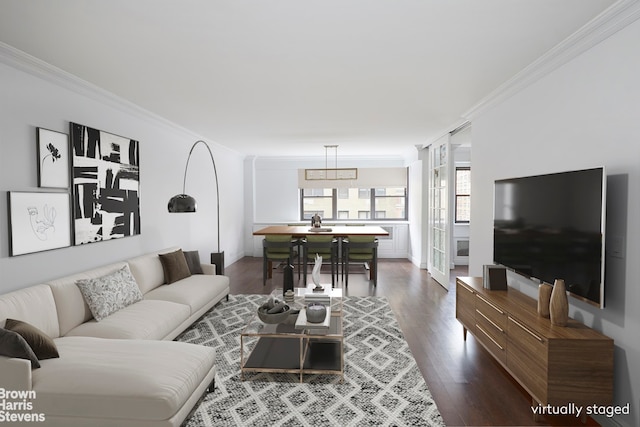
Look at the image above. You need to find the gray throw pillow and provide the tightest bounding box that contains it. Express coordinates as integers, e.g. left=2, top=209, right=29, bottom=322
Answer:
left=0, top=328, right=40, bottom=369
left=76, top=264, right=144, bottom=321
left=183, top=250, right=204, bottom=275
left=159, top=249, right=192, bottom=283
left=5, top=318, right=59, bottom=360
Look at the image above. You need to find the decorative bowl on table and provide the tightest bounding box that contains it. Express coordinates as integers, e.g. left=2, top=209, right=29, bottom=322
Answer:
left=306, top=303, right=327, bottom=323
left=257, top=297, right=293, bottom=324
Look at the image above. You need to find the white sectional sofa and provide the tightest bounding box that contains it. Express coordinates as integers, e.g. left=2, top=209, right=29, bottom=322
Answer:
left=0, top=247, right=230, bottom=427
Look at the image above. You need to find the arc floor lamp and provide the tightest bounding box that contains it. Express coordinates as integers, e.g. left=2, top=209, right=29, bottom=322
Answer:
left=167, top=140, right=224, bottom=275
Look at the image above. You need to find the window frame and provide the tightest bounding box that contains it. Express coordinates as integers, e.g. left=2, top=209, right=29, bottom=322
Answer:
left=300, top=186, right=408, bottom=221
left=455, top=166, right=471, bottom=224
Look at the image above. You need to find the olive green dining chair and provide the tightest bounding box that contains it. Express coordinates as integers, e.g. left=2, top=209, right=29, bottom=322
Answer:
left=342, top=235, right=378, bottom=287
left=262, top=235, right=300, bottom=286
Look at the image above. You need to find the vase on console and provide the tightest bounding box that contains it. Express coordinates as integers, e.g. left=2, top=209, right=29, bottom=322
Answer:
left=537, top=283, right=552, bottom=318
left=549, top=279, right=569, bottom=326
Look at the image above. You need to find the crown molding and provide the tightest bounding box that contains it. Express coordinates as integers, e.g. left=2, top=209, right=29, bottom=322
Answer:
left=0, top=42, right=241, bottom=156
left=463, top=0, right=640, bottom=120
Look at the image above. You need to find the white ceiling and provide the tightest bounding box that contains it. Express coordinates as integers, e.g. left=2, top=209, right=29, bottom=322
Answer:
left=0, top=0, right=616, bottom=157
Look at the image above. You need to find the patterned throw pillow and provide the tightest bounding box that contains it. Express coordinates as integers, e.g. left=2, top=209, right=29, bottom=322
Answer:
left=76, top=265, right=144, bottom=321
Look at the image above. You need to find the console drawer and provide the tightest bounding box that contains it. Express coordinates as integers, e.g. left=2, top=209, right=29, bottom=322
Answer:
left=475, top=294, right=507, bottom=330
left=507, top=316, right=548, bottom=402
left=475, top=320, right=506, bottom=365
left=456, top=280, right=476, bottom=331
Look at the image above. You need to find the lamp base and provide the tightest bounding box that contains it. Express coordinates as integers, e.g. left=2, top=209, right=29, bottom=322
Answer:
left=210, top=251, right=225, bottom=275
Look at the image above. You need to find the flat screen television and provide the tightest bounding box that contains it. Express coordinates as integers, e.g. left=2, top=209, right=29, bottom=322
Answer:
left=493, top=167, right=606, bottom=307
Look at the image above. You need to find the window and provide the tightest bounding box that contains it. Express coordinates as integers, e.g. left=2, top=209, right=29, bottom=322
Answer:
left=455, top=167, right=471, bottom=223
left=301, top=186, right=407, bottom=221
left=301, top=188, right=334, bottom=220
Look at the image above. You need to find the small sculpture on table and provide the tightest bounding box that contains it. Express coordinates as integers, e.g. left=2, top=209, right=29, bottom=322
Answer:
left=311, top=213, right=322, bottom=228
left=311, top=253, right=324, bottom=292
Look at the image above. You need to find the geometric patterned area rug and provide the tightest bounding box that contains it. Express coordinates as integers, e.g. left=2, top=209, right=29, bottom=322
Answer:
left=177, top=295, right=445, bottom=427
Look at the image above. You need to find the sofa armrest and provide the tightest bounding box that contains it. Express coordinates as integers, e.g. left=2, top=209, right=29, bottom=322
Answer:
left=201, top=263, right=216, bottom=275
left=0, top=356, right=32, bottom=391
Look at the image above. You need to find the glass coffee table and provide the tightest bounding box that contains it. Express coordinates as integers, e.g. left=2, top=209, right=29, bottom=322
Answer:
left=240, top=286, right=343, bottom=383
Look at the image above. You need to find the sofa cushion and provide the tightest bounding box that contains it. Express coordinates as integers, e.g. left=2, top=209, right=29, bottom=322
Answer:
left=159, top=249, right=192, bottom=284
left=32, top=337, right=215, bottom=422
left=183, top=250, right=204, bottom=274
left=76, top=265, right=144, bottom=321
left=128, top=247, right=180, bottom=294
left=48, top=262, right=127, bottom=337
left=0, top=284, right=60, bottom=339
left=0, top=328, right=40, bottom=369
left=4, top=318, right=59, bottom=360
left=144, top=274, right=230, bottom=315
left=64, top=300, right=190, bottom=340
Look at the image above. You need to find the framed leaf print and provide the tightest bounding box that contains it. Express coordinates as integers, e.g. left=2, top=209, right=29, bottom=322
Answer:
left=37, top=127, right=70, bottom=189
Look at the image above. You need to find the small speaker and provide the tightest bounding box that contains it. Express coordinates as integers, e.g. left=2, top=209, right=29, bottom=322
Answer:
left=483, top=265, right=508, bottom=290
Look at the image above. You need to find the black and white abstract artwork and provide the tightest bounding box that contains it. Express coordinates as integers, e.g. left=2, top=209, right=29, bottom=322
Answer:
left=37, top=127, right=70, bottom=189
left=8, top=192, right=72, bottom=256
left=70, top=123, right=140, bottom=245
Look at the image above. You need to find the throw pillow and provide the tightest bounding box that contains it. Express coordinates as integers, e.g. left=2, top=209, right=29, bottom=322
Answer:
left=4, top=319, right=59, bottom=360
left=183, top=250, right=204, bottom=275
left=0, top=328, right=40, bottom=369
left=76, top=264, right=144, bottom=321
left=159, top=249, right=192, bottom=284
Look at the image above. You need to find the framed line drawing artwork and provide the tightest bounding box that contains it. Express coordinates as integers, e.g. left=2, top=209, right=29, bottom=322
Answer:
left=70, top=123, right=141, bottom=245
left=37, top=127, right=70, bottom=188
left=7, top=191, right=72, bottom=256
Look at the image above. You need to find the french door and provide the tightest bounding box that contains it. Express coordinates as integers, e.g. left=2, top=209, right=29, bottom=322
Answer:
left=428, top=136, right=450, bottom=289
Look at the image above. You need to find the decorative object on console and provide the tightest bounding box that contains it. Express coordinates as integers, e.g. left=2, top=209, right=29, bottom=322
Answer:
left=305, top=302, right=327, bottom=323
left=7, top=191, right=72, bottom=256
left=70, top=123, right=140, bottom=245
left=550, top=278, right=569, bottom=326
left=167, top=140, right=224, bottom=275
left=311, top=253, right=323, bottom=291
left=538, top=282, right=553, bottom=318
left=483, top=264, right=507, bottom=290
left=37, top=127, right=70, bottom=189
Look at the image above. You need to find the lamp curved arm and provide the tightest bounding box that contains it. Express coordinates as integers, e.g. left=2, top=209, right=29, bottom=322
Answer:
left=181, top=140, right=221, bottom=252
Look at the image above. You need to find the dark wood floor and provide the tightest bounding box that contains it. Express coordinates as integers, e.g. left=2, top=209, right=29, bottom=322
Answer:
left=224, top=257, right=598, bottom=427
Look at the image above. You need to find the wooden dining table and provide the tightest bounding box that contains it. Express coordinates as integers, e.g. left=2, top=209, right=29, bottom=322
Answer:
left=252, top=225, right=389, bottom=237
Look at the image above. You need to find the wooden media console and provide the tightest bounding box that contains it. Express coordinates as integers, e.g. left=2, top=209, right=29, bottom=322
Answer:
left=455, top=277, right=613, bottom=414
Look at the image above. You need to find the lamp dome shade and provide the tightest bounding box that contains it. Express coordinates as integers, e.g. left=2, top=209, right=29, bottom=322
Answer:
left=168, top=194, right=197, bottom=212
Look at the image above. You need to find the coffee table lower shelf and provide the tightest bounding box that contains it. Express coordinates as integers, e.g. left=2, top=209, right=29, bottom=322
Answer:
left=241, top=336, right=343, bottom=383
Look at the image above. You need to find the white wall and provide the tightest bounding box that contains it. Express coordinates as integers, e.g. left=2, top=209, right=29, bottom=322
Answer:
left=0, top=54, right=245, bottom=294
left=469, top=18, right=640, bottom=427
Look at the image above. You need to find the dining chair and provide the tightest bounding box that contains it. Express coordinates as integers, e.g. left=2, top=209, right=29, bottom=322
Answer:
left=302, top=235, right=339, bottom=288
left=342, top=235, right=378, bottom=287
left=262, top=235, right=300, bottom=286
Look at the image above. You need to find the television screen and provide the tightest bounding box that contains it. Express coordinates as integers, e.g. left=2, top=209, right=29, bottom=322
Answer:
left=493, top=167, right=606, bottom=307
